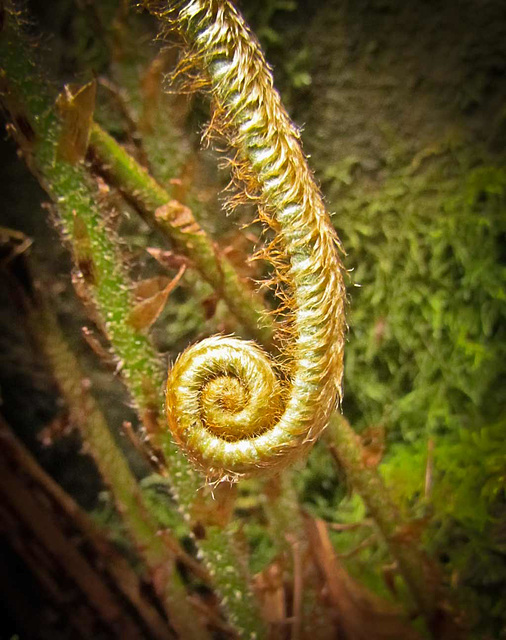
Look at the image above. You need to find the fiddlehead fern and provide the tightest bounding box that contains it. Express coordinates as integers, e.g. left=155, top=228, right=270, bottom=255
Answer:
left=153, top=0, right=347, bottom=480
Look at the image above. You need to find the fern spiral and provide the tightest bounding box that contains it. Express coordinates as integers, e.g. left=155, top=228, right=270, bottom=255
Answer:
left=154, top=0, right=347, bottom=480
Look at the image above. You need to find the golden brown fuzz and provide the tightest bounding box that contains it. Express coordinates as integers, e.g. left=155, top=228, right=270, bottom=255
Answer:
left=146, top=0, right=347, bottom=481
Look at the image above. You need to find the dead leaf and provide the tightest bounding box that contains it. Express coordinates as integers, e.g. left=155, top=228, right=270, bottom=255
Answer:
left=221, top=228, right=264, bottom=280
left=253, top=559, right=286, bottom=625
left=133, top=275, right=169, bottom=301
left=128, top=265, right=185, bottom=330
left=360, top=425, right=385, bottom=468
left=305, top=514, right=422, bottom=640
left=146, top=247, right=192, bottom=270
left=155, top=200, right=203, bottom=236
left=56, top=80, right=96, bottom=164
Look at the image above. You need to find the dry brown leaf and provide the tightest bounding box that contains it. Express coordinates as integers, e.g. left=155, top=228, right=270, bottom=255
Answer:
left=133, top=275, right=170, bottom=301
left=155, top=200, right=203, bottom=236
left=221, top=229, right=264, bottom=280
left=128, top=265, right=185, bottom=330
left=146, top=247, right=192, bottom=270
left=305, top=515, right=422, bottom=640
left=253, top=560, right=287, bottom=626
left=360, top=425, right=385, bottom=468
left=56, top=81, right=96, bottom=164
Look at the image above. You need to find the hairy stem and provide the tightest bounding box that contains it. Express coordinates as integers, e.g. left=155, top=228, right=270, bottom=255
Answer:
left=0, top=9, right=266, bottom=637
left=31, top=301, right=210, bottom=639
left=146, top=0, right=347, bottom=479
left=89, top=122, right=274, bottom=346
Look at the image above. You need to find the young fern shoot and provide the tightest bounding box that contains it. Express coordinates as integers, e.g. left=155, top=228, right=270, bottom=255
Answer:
left=149, top=0, right=347, bottom=480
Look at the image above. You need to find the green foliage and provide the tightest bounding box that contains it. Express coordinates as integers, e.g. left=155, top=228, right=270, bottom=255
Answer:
left=382, top=418, right=506, bottom=629
left=382, top=419, right=505, bottom=535
left=330, top=145, right=506, bottom=443
left=251, top=3, right=506, bottom=626
left=435, top=420, right=505, bottom=529
left=324, top=137, right=506, bottom=632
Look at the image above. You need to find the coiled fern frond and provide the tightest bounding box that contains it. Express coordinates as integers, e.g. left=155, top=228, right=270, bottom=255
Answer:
left=148, top=0, right=347, bottom=480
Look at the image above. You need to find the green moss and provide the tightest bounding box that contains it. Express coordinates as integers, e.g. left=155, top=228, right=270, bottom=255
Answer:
left=328, top=149, right=506, bottom=442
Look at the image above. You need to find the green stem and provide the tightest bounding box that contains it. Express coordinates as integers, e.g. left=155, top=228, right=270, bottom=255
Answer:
left=0, top=10, right=266, bottom=638
left=89, top=122, right=274, bottom=347
left=326, top=415, right=438, bottom=625
left=32, top=302, right=210, bottom=640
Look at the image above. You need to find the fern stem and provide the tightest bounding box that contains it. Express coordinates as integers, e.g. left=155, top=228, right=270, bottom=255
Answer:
left=147, top=0, right=347, bottom=479
left=32, top=302, right=210, bottom=639
left=262, top=472, right=335, bottom=638
left=327, top=415, right=439, bottom=626
left=89, top=122, right=274, bottom=346
left=0, top=10, right=266, bottom=637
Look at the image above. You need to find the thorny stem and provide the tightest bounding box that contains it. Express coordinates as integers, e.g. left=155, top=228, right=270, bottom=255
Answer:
left=89, top=122, right=274, bottom=347
left=0, top=8, right=265, bottom=637
left=31, top=301, right=211, bottom=640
